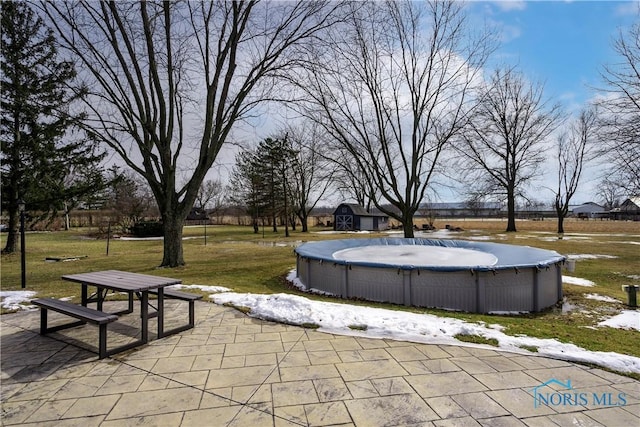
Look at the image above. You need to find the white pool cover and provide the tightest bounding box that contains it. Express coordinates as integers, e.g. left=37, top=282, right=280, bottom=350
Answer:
left=333, top=245, right=499, bottom=267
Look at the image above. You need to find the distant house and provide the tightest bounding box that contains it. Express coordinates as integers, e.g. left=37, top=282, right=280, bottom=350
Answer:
left=571, top=202, right=605, bottom=219
left=333, top=203, right=389, bottom=231
left=615, top=197, right=640, bottom=221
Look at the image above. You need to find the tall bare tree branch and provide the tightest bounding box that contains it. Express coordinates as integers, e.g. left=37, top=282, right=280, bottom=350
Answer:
left=596, top=17, right=640, bottom=195
left=458, top=67, right=563, bottom=232
left=39, top=0, right=344, bottom=266
left=554, top=108, right=596, bottom=233
left=287, top=0, right=495, bottom=237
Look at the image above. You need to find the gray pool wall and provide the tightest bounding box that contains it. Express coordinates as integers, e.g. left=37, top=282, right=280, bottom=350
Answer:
left=294, top=238, right=565, bottom=313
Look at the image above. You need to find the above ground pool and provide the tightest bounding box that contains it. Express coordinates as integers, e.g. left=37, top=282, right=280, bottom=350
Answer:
left=294, top=238, right=565, bottom=313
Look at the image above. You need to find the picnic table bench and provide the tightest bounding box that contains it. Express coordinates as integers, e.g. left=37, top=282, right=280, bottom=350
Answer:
left=32, top=298, right=118, bottom=359
left=148, top=288, right=202, bottom=335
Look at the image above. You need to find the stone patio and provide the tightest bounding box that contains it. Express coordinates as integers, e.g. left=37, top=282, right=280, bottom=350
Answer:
left=1, top=300, right=638, bottom=426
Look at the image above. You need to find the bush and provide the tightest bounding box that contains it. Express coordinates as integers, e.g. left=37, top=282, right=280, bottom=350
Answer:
left=129, top=221, right=164, bottom=237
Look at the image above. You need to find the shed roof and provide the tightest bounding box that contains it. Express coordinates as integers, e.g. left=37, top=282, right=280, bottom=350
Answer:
left=571, top=202, right=605, bottom=213
left=621, top=197, right=640, bottom=211
left=334, top=203, right=388, bottom=217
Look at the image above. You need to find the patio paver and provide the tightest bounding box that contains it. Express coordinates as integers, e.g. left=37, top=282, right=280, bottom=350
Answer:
left=1, top=300, right=639, bottom=426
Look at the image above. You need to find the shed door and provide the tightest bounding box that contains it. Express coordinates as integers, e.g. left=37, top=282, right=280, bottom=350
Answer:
left=336, top=215, right=353, bottom=231
left=360, top=217, right=373, bottom=231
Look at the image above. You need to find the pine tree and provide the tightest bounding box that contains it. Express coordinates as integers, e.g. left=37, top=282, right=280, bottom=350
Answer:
left=258, top=137, right=298, bottom=236
left=1, top=2, right=105, bottom=253
left=227, top=138, right=298, bottom=234
left=228, top=149, right=269, bottom=233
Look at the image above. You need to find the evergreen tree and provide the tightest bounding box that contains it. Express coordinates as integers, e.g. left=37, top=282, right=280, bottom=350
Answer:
left=256, top=137, right=297, bottom=235
left=1, top=2, right=105, bottom=252
left=228, top=138, right=298, bottom=234
left=227, top=149, right=270, bottom=233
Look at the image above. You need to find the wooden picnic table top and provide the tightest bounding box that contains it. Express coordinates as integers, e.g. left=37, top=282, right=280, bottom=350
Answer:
left=61, top=270, right=182, bottom=292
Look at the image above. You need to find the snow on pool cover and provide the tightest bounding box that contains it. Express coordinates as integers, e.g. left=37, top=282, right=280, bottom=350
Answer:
left=333, top=245, right=499, bottom=268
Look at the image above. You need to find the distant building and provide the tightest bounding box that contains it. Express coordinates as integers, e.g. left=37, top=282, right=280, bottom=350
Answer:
left=333, top=203, right=389, bottom=231
left=419, top=202, right=502, bottom=218
left=186, top=207, right=209, bottom=223
left=570, top=202, right=605, bottom=219
left=611, top=197, right=640, bottom=221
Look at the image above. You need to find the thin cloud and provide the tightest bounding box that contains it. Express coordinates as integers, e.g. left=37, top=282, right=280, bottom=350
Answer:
left=497, top=20, right=522, bottom=42
left=492, top=0, right=527, bottom=12
left=614, top=1, right=640, bottom=16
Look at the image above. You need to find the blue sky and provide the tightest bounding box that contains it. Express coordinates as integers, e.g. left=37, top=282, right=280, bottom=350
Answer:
left=468, top=1, right=639, bottom=110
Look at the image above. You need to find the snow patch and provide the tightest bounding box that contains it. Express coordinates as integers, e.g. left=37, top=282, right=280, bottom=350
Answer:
left=562, top=276, right=595, bottom=287
left=584, top=293, right=620, bottom=303
left=211, top=292, right=640, bottom=373
left=0, top=291, right=37, bottom=311
left=332, top=245, right=498, bottom=267
left=566, top=254, right=618, bottom=260
left=598, top=311, right=640, bottom=331
left=170, top=284, right=231, bottom=293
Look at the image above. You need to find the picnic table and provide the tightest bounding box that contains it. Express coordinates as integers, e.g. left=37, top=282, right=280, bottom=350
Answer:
left=32, top=270, right=201, bottom=358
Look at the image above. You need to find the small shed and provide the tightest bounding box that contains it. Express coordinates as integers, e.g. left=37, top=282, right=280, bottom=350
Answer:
left=571, top=202, right=605, bottom=219
left=333, top=203, right=389, bottom=231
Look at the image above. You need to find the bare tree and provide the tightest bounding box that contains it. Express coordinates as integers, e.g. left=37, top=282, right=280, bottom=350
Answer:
left=596, top=17, right=640, bottom=195
left=104, top=167, right=156, bottom=234
left=554, top=108, right=596, bottom=234
left=459, top=67, right=562, bottom=232
left=40, top=1, right=343, bottom=266
left=196, top=179, right=225, bottom=222
left=331, top=149, right=378, bottom=212
left=597, top=177, right=625, bottom=210
left=288, top=1, right=494, bottom=237
left=285, top=123, right=334, bottom=232
left=196, top=179, right=223, bottom=209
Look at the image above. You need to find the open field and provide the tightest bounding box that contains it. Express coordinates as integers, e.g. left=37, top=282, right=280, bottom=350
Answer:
left=428, top=217, right=640, bottom=233
left=1, top=220, right=639, bottom=377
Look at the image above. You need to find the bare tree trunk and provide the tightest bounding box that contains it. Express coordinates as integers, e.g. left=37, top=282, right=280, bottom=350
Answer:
left=162, top=213, right=184, bottom=267
left=506, top=187, right=517, bottom=232
left=556, top=209, right=566, bottom=234
left=63, top=201, right=71, bottom=231
left=2, top=209, right=19, bottom=254
left=403, top=218, right=415, bottom=239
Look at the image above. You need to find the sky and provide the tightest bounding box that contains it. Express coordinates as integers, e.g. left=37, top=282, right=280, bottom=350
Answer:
left=468, top=0, right=639, bottom=110
left=431, top=1, right=638, bottom=204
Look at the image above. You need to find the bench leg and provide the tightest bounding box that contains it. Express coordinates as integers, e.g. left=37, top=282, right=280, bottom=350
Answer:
left=188, top=301, right=195, bottom=328
left=40, top=308, right=48, bottom=335
left=38, top=308, right=85, bottom=334
left=98, top=324, right=108, bottom=359
left=158, top=299, right=197, bottom=338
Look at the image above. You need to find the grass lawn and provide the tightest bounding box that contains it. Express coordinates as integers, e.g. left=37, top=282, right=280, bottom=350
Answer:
left=1, top=219, right=639, bottom=374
